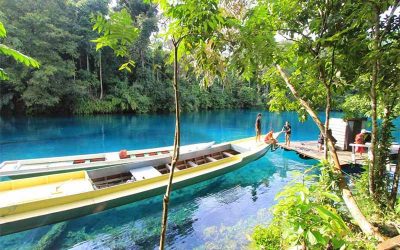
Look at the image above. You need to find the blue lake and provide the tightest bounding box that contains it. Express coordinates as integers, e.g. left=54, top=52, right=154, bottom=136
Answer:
left=0, top=110, right=398, bottom=249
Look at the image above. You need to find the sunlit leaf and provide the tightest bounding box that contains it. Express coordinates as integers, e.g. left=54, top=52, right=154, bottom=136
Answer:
left=0, top=44, right=40, bottom=68
left=0, top=68, right=9, bottom=80
left=307, top=230, right=317, bottom=245
left=0, top=21, right=6, bottom=38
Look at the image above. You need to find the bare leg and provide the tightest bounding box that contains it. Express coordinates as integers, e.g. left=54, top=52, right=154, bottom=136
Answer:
left=255, top=131, right=260, bottom=142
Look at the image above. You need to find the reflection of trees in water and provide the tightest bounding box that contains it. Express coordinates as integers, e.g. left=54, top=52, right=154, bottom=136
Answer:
left=251, top=185, right=258, bottom=202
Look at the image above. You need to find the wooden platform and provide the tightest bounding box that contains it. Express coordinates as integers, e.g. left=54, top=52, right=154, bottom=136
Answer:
left=277, top=141, right=368, bottom=166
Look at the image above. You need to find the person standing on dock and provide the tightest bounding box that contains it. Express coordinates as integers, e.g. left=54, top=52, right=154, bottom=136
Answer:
left=282, top=121, right=291, bottom=147
left=355, top=129, right=366, bottom=157
left=318, top=132, right=324, bottom=152
left=255, top=113, right=262, bottom=142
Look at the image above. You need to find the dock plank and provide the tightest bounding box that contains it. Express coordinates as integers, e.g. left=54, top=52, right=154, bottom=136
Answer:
left=277, top=141, right=368, bottom=166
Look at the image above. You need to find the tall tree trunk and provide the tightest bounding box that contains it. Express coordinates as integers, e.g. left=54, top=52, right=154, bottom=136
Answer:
left=141, top=49, right=145, bottom=69
left=324, top=86, right=331, bottom=160
left=389, top=149, right=400, bottom=209
left=376, top=105, right=393, bottom=190
left=99, top=51, right=103, bottom=100
left=276, top=64, right=385, bottom=241
left=159, top=40, right=181, bottom=250
left=324, top=45, right=335, bottom=161
left=369, top=5, right=380, bottom=197
left=86, top=53, right=90, bottom=72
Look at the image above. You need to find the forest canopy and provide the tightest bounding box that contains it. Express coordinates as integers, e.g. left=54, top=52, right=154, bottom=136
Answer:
left=0, top=0, right=264, bottom=115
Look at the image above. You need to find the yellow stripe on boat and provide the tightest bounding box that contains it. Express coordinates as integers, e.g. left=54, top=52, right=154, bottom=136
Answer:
left=0, top=136, right=271, bottom=236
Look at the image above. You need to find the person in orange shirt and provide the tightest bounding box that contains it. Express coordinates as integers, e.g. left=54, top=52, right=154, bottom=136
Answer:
left=264, top=129, right=277, bottom=145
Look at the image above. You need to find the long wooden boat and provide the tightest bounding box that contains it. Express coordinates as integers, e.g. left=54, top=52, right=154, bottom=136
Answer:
left=0, top=142, right=214, bottom=179
left=0, top=136, right=272, bottom=236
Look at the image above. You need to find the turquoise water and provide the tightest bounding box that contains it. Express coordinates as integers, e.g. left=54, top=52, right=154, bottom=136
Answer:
left=0, top=110, right=398, bottom=249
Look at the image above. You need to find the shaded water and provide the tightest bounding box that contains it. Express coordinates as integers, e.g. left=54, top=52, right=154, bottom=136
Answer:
left=0, top=110, right=398, bottom=249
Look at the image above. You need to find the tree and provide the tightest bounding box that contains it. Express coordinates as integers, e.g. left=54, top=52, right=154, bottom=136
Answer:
left=0, top=21, right=39, bottom=80
left=226, top=0, right=387, bottom=241
left=0, top=0, right=80, bottom=113
left=151, top=1, right=229, bottom=248
left=337, top=1, right=399, bottom=206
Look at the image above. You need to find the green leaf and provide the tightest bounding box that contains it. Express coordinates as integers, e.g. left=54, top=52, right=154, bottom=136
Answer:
left=314, top=205, right=348, bottom=233
left=118, top=60, right=135, bottom=72
left=307, top=230, right=317, bottom=245
left=299, top=191, right=305, bottom=202
left=0, top=21, right=6, bottom=38
left=0, top=44, right=40, bottom=68
left=0, top=68, right=9, bottom=80
left=320, top=192, right=341, bottom=202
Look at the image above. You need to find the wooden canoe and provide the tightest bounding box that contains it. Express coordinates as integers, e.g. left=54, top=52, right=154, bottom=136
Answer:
left=0, top=142, right=214, bottom=179
left=0, top=137, right=272, bottom=236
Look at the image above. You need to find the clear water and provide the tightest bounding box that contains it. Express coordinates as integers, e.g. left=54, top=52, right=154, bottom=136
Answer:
left=0, top=110, right=398, bottom=249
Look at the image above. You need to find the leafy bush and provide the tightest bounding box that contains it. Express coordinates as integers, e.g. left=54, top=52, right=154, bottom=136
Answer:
left=252, top=170, right=350, bottom=249
left=251, top=224, right=281, bottom=250
left=237, top=86, right=258, bottom=108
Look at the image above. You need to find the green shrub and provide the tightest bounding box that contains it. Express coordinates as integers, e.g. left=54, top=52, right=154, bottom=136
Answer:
left=252, top=170, right=349, bottom=249
left=251, top=225, right=281, bottom=249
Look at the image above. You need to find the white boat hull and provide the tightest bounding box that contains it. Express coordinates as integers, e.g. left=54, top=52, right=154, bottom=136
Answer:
left=0, top=142, right=214, bottom=179
left=0, top=138, right=271, bottom=236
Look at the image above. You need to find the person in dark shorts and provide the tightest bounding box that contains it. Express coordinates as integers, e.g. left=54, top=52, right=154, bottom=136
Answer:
left=318, top=132, right=324, bottom=152
left=282, top=121, right=291, bottom=147
left=255, top=113, right=262, bottom=142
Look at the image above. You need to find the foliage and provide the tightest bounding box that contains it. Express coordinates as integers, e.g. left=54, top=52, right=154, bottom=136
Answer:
left=252, top=170, right=350, bottom=249
left=353, top=169, right=400, bottom=237
left=251, top=224, right=281, bottom=250
left=0, top=21, right=39, bottom=80
left=237, top=86, right=258, bottom=108
left=0, top=0, right=260, bottom=115
left=91, top=8, right=139, bottom=72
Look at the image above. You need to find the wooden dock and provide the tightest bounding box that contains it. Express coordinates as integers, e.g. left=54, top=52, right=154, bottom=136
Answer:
left=277, top=141, right=368, bottom=166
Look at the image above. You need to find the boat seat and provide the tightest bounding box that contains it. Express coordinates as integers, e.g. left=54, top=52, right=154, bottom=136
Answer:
left=195, top=156, right=206, bottom=165
left=94, top=176, right=130, bottom=186
left=176, top=161, right=186, bottom=170
left=222, top=152, right=234, bottom=157
left=92, top=176, right=105, bottom=182
left=206, top=156, right=217, bottom=162
left=226, top=149, right=239, bottom=155
left=90, top=157, right=106, bottom=162
left=187, top=161, right=198, bottom=168
left=211, top=152, right=223, bottom=160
